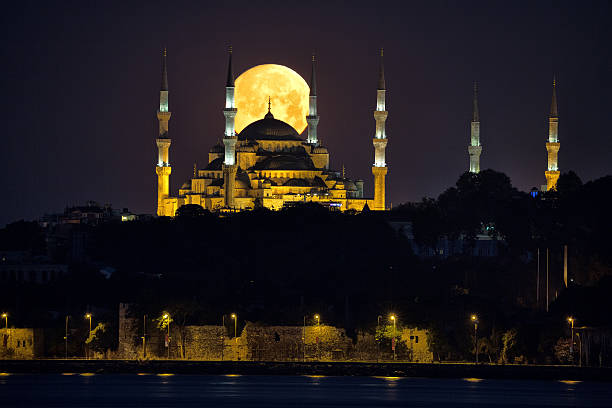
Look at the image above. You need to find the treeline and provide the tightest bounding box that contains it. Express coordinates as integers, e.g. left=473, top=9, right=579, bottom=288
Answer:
left=1, top=170, right=611, bottom=363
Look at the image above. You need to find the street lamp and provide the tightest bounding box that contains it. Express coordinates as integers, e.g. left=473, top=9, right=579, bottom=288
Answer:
left=163, top=313, right=171, bottom=359
left=231, top=313, right=237, bottom=343
left=567, top=317, right=575, bottom=362
left=64, top=316, right=70, bottom=359
left=142, top=315, right=147, bottom=359
left=471, top=314, right=479, bottom=364
left=314, top=314, right=320, bottom=360
left=390, top=314, right=397, bottom=361
left=85, top=313, right=92, bottom=360
left=222, top=315, right=226, bottom=361
left=1, top=313, right=7, bottom=329
left=377, top=315, right=382, bottom=362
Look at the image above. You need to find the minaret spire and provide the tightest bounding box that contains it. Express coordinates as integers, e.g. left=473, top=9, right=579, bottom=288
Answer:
left=226, top=46, right=234, bottom=87
left=472, top=81, right=479, bottom=122
left=161, top=48, right=168, bottom=91
left=306, top=52, right=320, bottom=145
left=223, top=46, right=238, bottom=208
left=377, top=48, right=385, bottom=91
left=156, top=48, right=172, bottom=216
left=468, top=81, right=482, bottom=173
left=550, top=76, right=558, bottom=117
left=545, top=76, right=560, bottom=190
left=372, top=48, right=389, bottom=211
left=310, top=53, right=317, bottom=97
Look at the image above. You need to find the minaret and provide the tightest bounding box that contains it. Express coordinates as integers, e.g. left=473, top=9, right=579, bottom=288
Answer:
left=306, top=53, right=319, bottom=145
left=468, top=82, right=482, bottom=173
left=372, top=48, right=388, bottom=211
left=222, top=47, right=238, bottom=208
left=156, top=48, right=172, bottom=216
left=545, top=77, right=560, bottom=191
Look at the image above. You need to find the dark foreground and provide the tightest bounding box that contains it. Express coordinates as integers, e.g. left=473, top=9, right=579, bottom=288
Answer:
left=0, top=373, right=610, bottom=407
left=1, top=360, right=611, bottom=382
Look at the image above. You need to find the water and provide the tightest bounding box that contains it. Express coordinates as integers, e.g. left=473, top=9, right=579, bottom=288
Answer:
left=0, top=373, right=610, bottom=407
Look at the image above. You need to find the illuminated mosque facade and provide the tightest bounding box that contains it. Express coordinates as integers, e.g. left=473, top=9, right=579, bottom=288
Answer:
left=155, top=49, right=389, bottom=216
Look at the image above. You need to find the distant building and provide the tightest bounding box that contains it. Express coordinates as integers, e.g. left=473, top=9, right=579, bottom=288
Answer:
left=39, top=201, right=141, bottom=227
left=389, top=221, right=501, bottom=258
left=0, top=251, right=68, bottom=284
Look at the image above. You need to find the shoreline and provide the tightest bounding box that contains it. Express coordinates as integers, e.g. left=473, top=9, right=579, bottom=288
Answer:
left=0, top=360, right=610, bottom=381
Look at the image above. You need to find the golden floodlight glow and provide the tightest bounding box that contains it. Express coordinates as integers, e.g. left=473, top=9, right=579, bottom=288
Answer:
left=464, top=377, right=483, bottom=383
left=157, top=373, right=174, bottom=377
left=559, top=380, right=581, bottom=385
left=235, top=64, right=309, bottom=134
left=80, top=373, right=95, bottom=377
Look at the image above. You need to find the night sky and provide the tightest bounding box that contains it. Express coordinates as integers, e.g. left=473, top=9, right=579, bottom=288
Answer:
left=1, top=1, right=610, bottom=226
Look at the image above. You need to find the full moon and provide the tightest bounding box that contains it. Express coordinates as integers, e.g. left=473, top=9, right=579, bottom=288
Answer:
left=235, top=64, right=309, bottom=135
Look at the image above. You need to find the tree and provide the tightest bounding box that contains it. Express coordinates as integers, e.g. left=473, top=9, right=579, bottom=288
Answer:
left=85, top=322, right=116, bottom=356
left=499, top=328, right=518, bottom=364
left=156, top=301, right=201, bottom=359
left=553, top=338, right=572, bottom=364
left=175, top=204, right=208, bottom=218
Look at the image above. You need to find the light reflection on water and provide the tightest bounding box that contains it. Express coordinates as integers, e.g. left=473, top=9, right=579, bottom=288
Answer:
left=0, top=374, right=609, bottom=407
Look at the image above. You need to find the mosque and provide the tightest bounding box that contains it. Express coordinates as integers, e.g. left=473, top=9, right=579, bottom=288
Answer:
left=154, top=49, right=389, bottom=216
left=154, top=47, right=560, bottom=217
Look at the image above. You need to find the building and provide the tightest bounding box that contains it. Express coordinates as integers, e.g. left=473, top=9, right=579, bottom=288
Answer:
left=389, top=221, right=501, bottom=258
left=0, top=251, right=68, bottom=284
left=155, top=48, right=389, bottom=215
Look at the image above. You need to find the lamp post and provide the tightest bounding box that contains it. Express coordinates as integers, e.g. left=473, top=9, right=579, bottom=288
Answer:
left=231, top=313, right=237, bottom=342
left=1, top=313, right=7, bottom=329
left=64, top=316, right=69, bottom=359
left=302, top=315, right=306, bottom=362
left=221, top=315, right=225, bottom=361
left=390, top=314, right=397, bottom=361
left=314, top=314, right=320, bottom=360
left=377, top=315, right=382, bottom=362
left=567, top=317, right=575, bottom=362
left=85, top=313, right=92, bottom=360
left=471, top=314, right=479, bottom=364
left=163, top=313, right=171, bottom=359
left=142, top=315, right=147, bottom=359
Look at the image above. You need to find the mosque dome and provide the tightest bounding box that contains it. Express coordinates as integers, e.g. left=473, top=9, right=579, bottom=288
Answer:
left=238, top=112, right=302, bottom=141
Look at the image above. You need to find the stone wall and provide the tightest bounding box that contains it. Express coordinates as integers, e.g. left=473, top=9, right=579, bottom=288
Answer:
left=0, top=328, right=44, bottom=359
left=116, top=305, right=432, bottom=361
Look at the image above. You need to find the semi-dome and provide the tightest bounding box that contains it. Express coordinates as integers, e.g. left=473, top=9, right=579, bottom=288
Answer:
left=254, top=154, right=315, bottom=170
left=238, top=111, right=302, bottom=141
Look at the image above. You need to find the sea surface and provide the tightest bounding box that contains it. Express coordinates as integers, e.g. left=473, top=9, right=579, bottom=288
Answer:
left=0, top=373, right=610, bottom=407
